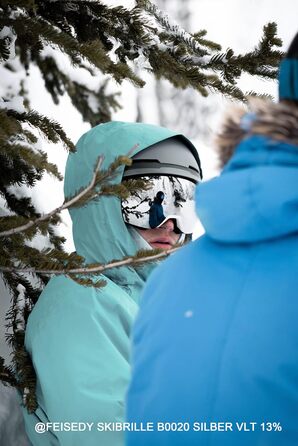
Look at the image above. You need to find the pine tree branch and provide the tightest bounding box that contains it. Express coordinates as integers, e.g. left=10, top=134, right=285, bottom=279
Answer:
left=0, top=145, right=139, bottom=238
left=0, top=357, right=18, bottom=387
left=0, top=156, right=104, bottom=237
left=0, top=246, right=181, bottom=275
left=2, top=0, right=284, bottom=102
left=35, top=54, right=122, bottom=125
left=7, top=109, right=75, bottom=152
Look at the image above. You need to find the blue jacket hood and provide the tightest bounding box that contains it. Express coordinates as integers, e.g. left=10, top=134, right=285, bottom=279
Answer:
left=196, top=102, right=298, bottom=243
left=64, top=121, right=183, bottom=300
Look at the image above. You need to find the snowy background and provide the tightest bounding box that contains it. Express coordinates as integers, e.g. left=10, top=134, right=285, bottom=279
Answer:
left=0, top=0, right=297, bottom=444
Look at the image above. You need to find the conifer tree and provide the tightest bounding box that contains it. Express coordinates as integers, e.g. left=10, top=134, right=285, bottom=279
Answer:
left=152, top=0, right=215, bottom=139
left=0, top=0, right=284, bottom=411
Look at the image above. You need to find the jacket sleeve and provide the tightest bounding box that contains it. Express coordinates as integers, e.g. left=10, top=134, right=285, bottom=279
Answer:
left=24, top=276, right=137, bottom=446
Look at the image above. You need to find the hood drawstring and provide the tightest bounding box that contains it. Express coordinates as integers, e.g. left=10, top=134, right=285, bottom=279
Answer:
left=126, top=225, right=153, bottom=251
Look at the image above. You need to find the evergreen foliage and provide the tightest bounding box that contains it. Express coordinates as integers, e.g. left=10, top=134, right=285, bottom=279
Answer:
left=136, top=0, right=283, bottom=98
left=1, top=0, right=283, bottom=102
left=0, top=0, right=284, bottom=412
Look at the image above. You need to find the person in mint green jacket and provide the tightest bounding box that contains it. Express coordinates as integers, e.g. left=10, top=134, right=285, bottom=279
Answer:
left=21, top=121, right=202, bottom=446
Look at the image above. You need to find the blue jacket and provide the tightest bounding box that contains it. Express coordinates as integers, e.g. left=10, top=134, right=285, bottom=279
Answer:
left=126, top=103, right=298, bottom=446
left=21, top=122, right=183, bottom=446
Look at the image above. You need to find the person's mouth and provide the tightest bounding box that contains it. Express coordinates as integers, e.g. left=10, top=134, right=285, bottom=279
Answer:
left=150, top=237, right=174, bottom=249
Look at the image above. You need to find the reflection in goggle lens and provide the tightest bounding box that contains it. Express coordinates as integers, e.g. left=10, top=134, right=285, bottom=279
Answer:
left=121, top=176, right=198, bottom=235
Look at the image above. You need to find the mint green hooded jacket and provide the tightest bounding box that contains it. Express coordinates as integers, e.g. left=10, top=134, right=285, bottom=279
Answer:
left=22, top=122, right=180, bottom=446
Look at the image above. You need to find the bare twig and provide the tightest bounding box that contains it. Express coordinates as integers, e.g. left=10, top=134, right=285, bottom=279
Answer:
left=0, top=156, right=104, bottom=237
left=0, top=246, right=180, bottom=275
left=0, top=143, right=140, bottom=239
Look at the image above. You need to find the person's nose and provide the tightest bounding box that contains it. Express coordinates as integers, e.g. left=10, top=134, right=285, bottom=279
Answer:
left=160, top=219, right=175, bottom=232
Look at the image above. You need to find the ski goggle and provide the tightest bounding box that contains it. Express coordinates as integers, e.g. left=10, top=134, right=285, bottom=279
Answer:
left=121, top=175, right=199, bottom=234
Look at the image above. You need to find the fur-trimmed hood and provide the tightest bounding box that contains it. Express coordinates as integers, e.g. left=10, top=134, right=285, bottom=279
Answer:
left=216, top=99, right=298, bottom=168
left=196, top=99, right=298, bottom=244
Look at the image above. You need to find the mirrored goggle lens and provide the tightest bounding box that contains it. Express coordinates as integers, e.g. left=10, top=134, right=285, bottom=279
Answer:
left=121, top=175, right=198, bottom=234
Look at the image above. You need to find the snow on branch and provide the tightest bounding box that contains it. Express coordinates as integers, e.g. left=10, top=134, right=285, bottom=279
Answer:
left=137, top=0, right=210, bottom=61
left=1, top=1, right=284, bottom=102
